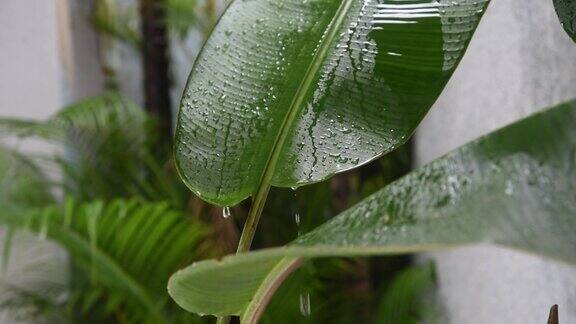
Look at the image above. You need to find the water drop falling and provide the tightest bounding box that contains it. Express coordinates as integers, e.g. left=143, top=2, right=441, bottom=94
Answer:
left=223, top=207, right=231, bottom=219
left=299, top=292, right=311, bottom=317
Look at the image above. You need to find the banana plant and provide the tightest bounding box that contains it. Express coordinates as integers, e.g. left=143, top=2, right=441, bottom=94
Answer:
left=174, top=0, right=490, bottom=250
left=170, top=101, right=576, bottom=322
left=169, top=0, right=576, bottom=322
left=171, top=0, right=489, bottom=320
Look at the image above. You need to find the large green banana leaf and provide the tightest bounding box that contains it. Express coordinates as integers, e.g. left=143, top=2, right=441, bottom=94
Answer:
left=169, top=100, right=576, bottom=323
left=553, top=0, right=576, bottom=42
left=175, top=0, right=490, bottom=206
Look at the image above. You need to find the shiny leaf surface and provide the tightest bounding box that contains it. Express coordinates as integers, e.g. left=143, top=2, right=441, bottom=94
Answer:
left=175, top=0, right=490, bottom=206
left=553, top=0, right=576, bottom=42
left=169, top=101, right=576, bottom=321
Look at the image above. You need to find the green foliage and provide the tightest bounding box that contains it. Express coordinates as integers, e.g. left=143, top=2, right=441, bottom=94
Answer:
left=375, top=263, right=440, bottom=324
left=91, top=0, right=206, bottom=44
left=91, top=0, right=141, bottom=47
left=553, top=0, right=576, bottom=42
left=165, top=0, right=198, bottom=39
left=0, top=92, right=187, bottom=205
left=174, top=0, right=490, bottom=206
left=0, top=93, right=206, bottom=323
left=0, top=199, right=210, bottom=323
left=168, top=101, right=576, bottom=322
left=0, top=148, right=53, bottom=209
left=4, top=0, right=575, bottom=323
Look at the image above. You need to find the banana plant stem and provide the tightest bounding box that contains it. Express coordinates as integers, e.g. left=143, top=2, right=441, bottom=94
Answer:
left=236, top=184, right=271, bottom=253
left=216, top=184, right=271, bottom=324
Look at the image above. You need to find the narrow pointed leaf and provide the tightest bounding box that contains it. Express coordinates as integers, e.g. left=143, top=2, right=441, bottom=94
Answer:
left=175, top=0, right=490, bottom=205
left=169, top=101, right=576, bottom=322
left=553, top=0, right=576, bottom=42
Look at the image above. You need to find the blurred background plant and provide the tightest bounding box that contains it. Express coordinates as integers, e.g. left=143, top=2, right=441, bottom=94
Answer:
left=0, top=0, right=441, bottom=323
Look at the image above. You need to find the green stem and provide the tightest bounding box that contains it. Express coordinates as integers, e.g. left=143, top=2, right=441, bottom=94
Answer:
left=216, top=184, right=271, bottom=324
left=236, top=184, right=271, bottom=253
left=215, top=0, right=356, bottom=320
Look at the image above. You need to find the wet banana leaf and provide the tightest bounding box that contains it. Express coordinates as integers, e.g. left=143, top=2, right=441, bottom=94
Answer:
left=175, top=0, right=490, bottom=206
left=553, top=0, right=576, bottom=42
left=169, top=101, right=576, bottom=322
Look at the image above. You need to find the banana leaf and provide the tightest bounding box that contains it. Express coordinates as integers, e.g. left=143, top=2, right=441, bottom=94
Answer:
left=169, top=100, right=576, bottom=323
left=175, top=0, right=491, bottom=206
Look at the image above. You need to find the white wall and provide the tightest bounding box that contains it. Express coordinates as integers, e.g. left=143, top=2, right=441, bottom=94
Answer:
left=0, top=1, right=103, bottom=322
left=417, top=0, right=576, bottom=323
left=0, top=0, right=63, bottom=120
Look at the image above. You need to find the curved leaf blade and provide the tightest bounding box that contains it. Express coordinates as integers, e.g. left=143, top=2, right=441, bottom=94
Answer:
left=169, top=100, right=576, bottom=321
left=553, top=0, right=576, bottom=42
left=175, top=0, right=490, bottom=205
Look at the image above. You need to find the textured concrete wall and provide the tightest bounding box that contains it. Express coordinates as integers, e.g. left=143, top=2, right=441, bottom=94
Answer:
left=416, top=0, right=576, bottom=323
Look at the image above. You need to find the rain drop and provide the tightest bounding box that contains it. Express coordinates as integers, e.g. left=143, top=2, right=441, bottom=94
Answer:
left=299, top=292, right=311, bottom=317
left=222, top=207, right=231, bottom=219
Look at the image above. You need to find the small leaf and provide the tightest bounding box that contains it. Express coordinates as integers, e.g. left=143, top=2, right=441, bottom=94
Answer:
left=169, top=100, right=576, bottom=322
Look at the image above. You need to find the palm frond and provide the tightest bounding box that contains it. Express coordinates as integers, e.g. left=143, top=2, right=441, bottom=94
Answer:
left=0, top=92, right=187, bottom=206
left=0, top=146, right=53, bottom=209
left=0, top=199, right=210, bottom=323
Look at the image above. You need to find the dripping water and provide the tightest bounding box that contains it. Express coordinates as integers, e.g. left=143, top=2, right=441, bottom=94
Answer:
left=295, top=212, right=301, bottom=236
left=222, top=206, right=231, bottom=219
left=292, top=188, right=310, bottom=317
left=299, top=292, right=311, bottom=317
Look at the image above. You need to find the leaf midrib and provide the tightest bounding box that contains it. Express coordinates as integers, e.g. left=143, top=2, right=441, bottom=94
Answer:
left=252, top=0, right=355, bottom=194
